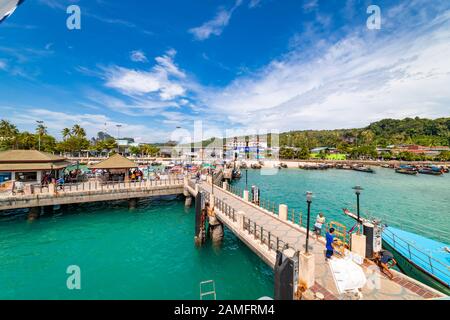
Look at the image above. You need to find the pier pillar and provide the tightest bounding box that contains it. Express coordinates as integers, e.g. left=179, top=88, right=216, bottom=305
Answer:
left=48, top=183, right=56, bottom=195
left=128, top=198, right=138, bottom=210
left=194, top=192, right=207, bottom=246
left=222, top=181, right=228, bottom=191
left=274, top=248, right=298, bottom=300
left=185, top=196, right=193, bottom=207
left=279, top=204, right=288, bottom=220
left=238, top=211, right=245, bottom=230
left=27, top=207, right=40, bottom=221
left=243, top=190, right=249, bottom=202
left=208, top=215, right=224, bottom=243
left=351, top=233, right=367, bottom=259
left=299, top=251, right=315, bottom=289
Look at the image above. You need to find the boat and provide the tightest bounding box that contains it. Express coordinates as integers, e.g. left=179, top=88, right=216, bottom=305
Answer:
left=395, top=168, right=418, bottom=175
left=336, top=164, right=352, bottom=170
left=232, top=169, right=241, bottom=179
left=280, top=163, right=288, bottom=169
left=418, top=168, right=443, bottom=176
left=352, top=165, right=375, bottom=173
left=382, top=226, right=450, bottom=295
left=251, top=163, right=262, bottom=169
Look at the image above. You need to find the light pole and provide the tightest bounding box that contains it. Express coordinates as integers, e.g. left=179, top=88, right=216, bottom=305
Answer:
left=116, top=124, right=122, bottom=154
left=305, top=191, right=313, bottom=254
left=245, top=168, right=248, bottom=191
left=36, top=120, right=44, bottom=151
left=352, top=185, right=363, bottom=223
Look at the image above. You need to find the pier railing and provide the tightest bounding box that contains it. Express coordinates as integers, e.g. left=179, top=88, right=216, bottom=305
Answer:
left=213, top=197, right=237, bottom=222
left=223, top=182, right=305, bottom=228
left=243, top=217, right=294, bottom=252
left=383, top=228, right=450, bottom=287
left=0, top=178, right=184, bottom=205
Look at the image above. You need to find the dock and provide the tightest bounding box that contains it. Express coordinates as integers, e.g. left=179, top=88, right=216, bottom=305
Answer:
left=185, top=178, right=446, bottom=300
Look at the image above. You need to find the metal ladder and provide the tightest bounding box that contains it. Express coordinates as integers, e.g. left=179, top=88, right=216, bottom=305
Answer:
left=200, top=280, right=216, bottom=300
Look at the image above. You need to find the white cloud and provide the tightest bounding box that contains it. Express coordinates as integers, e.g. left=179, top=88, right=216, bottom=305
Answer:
left=103, top=50, right=186, bottom=100
left=303, top=0, right=318, bottom=12
left=188, top=0, right=242, bottom=40
left=130, top=50, right=148, bottom=63
left=195, top=6, right=450, bottom=132
left=7, top=108, right=170, bottom=143
left=0, top=60, right=7, bottom=70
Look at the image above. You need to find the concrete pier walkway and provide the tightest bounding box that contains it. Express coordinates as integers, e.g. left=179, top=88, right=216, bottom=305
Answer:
left=0, top=179, right=184, bottom=211
left=187, top=179, right=445, bottom=300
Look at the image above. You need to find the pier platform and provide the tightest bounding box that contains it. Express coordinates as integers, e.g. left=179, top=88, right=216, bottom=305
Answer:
left=186, top=179, right=446, bottom=300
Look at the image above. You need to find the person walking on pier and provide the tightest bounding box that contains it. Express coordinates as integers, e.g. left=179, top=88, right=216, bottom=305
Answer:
left=325, top=228, right=336, bottom=261
left=314, top=212, right=326, bottom=239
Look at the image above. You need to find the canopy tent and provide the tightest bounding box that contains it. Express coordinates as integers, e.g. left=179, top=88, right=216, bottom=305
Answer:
left=88, top=154, right=137, bottom=170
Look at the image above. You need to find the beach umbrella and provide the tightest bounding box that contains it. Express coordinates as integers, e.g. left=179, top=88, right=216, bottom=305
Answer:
left=0, top=0, right=25, bottom=24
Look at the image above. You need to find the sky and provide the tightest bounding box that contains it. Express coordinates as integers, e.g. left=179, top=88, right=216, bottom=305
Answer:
left=0, top=0, right=449, bottom=143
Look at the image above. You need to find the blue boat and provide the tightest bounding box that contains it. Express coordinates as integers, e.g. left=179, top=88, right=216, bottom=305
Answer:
left=383, top=226, right=450, bottom=295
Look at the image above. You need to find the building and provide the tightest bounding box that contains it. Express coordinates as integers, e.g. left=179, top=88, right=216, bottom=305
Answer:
left=0, top=150, right=71, bottom=184
left=384, top=145, right=450, bottom=157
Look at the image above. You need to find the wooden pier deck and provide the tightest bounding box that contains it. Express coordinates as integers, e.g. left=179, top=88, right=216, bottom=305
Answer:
left=187, top=180, right=446, bottom=300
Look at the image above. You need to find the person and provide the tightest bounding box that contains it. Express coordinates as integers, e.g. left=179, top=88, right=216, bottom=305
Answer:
left=313, top=212, right=326, bottom=239
left=375, top=250, right=397, bottom=279
left=56, top=177, right=65, bottom=190
left=325, top=228, right=336, bottom=260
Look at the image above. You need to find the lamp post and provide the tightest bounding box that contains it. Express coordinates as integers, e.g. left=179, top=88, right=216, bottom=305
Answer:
left=245, top=168, right=248, bottom=191
left=305, top=191, right=313, bottom=254
left=352, top=185, right=364, bottom=223
left=116, top=124, right=122, bottom=154
left=36, top=120, right=44, bottom=151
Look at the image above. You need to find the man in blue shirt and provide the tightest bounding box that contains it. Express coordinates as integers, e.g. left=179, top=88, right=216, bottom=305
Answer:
left=325, top=228, right=336, bottom=260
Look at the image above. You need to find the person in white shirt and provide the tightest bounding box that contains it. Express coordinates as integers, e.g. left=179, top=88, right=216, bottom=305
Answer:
left=314, top=212, right=326, bottom=239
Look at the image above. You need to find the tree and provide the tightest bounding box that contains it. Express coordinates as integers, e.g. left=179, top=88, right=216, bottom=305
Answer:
left=62, top=128, right=71, bottom=141
left=72, top=124, right=86, bottom=138
left=0, top=119, right=19, bottom=150
left=129, top=146, right=140, bottom=156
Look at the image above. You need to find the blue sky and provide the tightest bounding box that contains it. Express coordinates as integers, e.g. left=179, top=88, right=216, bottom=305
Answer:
left=0, top=0, right=449, bottom=142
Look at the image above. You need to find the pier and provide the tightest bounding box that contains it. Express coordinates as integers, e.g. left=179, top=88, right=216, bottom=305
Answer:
left=185, top=177, right=446, bottom=300
left=0, top=179, right=184, bottom=212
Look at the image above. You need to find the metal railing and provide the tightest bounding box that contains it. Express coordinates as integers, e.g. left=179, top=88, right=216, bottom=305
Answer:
left=0, top=178, right=184, bottom=206
left=223, top=183, right=306, bottom=228
left=383, top=227, right=450, bottom=287
left=243, top=217, right=294, bottom=252
left=213, top=197, right=236, bottom=222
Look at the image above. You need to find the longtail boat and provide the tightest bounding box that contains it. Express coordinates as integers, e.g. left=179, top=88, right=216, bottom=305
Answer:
left=382, top=226, right=450, bottom=295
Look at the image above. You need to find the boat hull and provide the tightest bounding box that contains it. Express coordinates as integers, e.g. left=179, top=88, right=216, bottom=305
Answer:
left=382, top=240, right=450, bottom=296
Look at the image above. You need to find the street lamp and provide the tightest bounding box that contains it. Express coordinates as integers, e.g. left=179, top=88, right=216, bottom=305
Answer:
left=305, top=191, right=313, bottom=254
left=116, top=124, right=122, bottom=154
left=36, top=120, right=44, bottom=151
left=245, top=168, right=248, bottom=191
left=352, top=185, right=364, bottom=223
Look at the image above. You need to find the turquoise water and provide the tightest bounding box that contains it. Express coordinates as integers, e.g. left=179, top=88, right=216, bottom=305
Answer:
left=233, top=168, right=450, bottom=243
left=0, top=198, right=273, bottom=300
left=0, top=167, right=448, bottom=300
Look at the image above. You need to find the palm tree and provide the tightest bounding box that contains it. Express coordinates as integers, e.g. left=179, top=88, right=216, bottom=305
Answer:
left=72, top=124, right=86, bottom=138
left=36, top=124, right=47, bottom=136
left=62, top=128, right=71, bottom=141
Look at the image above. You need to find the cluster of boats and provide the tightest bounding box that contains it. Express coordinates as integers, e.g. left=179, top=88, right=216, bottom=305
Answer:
left=299, top=163, right=375, bottom=173
left=394, top=165, right=448, bottom=176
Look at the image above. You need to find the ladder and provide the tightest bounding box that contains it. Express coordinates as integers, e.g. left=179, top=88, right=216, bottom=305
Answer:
left=200, top=280, right=216, bottom=300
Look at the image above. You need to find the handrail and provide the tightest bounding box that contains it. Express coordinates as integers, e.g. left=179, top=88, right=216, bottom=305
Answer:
left=0, top=178, right=184, bottom=205
left=383, top=228, right=449, bottom=285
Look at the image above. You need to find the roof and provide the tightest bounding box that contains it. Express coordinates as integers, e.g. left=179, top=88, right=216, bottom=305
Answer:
left=0, top=161, right=72, bottom=172
left=0, top=150, right=71, bottom=171
left=0, top=150, right=67, bottom=163
left=89, top=154, right=137, bottom=169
